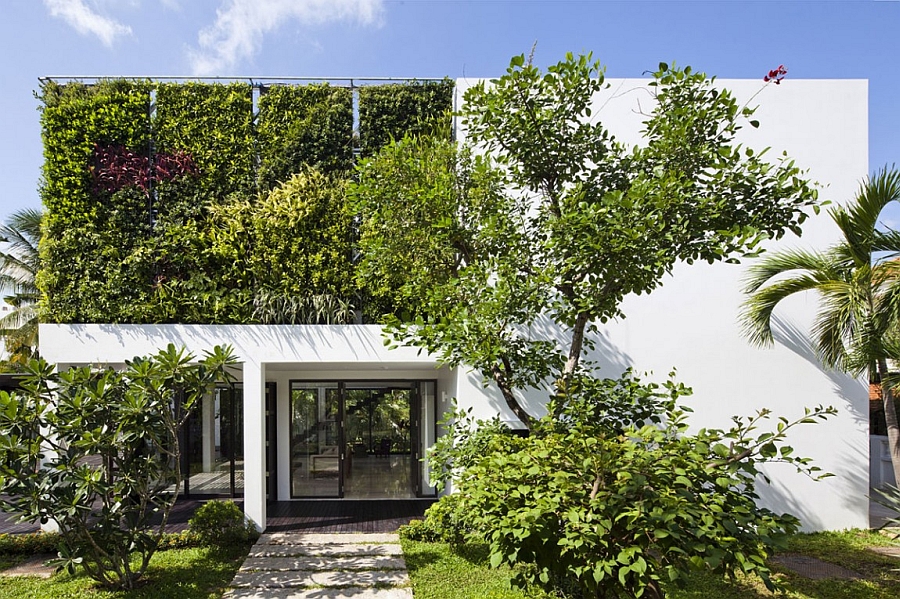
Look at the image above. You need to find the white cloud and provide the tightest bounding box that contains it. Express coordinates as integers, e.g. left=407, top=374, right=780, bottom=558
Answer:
left=44, top=0, right=132, bottom=47
left=189, top=0, right=384, bottom=76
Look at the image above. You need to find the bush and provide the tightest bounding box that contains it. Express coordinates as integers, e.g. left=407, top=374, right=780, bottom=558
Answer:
left=189, top=500, right=259, bottom=547
left=0, top=532, right=61, bottom=555
left=399, top=519, right=438, bottom=543
left=439, top=372, right=835, bottom=599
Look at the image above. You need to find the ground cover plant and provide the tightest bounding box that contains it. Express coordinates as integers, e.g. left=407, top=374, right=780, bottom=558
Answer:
left=0, top=543, right=249, bottom=599
left=0, top=344, right=237, bottom=590
left=400, top=531, right=900, bottom=599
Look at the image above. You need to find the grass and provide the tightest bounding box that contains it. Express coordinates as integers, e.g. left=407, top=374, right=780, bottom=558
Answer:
left=0, top=545, right=248, bottom=599
left=401, top=530, right=900, bottom=599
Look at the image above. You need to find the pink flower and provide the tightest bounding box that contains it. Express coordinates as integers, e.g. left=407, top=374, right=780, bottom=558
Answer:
left=764, top=65, right=788, bottom=84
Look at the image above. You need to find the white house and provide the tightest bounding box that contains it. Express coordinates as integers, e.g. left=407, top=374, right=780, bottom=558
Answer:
left=40, top=76, right=871, bottom=533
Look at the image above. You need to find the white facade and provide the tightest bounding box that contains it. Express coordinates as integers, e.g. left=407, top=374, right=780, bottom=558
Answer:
left=41, top=76, right=870, bottom=532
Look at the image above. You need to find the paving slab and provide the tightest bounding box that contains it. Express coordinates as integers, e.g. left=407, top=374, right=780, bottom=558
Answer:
left=771, top=554, right=861, bottom=580
left=0, top=555, right=56, bottom=579
left=226, top=588, right=413, bottom=599
left=259, top=533, right=400, bottom=545
left=867, top=545, right=900, bottom=558
left=230, top=531, right=412, bottom=598
left=250, top=543, right=404, bottom=558
left=240, top=555, right=407, bottom=572
left=232, top=569, right=409, bottom=588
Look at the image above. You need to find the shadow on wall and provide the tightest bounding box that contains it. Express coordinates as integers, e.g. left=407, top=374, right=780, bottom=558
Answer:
left=771, top=314, right=867, bottom=428
left=754, top=441, right=870, bottom=531
left=755, top=314, right=870, bottom=530
left=465, top=315, right=636, bottom=424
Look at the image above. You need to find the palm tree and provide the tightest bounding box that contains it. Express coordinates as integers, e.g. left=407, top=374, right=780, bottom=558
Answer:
left=742, top=167, right=900, bottom=486
left=0, top=208, right=41, bottom=368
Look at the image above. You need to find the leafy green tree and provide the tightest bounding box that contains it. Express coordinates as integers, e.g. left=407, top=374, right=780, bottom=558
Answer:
left=0, top=208, right=42, bottom=368
left=352, top=53, right=819, bottom=428
left=742, top=166, right=900, bottom=485
left=0, top=344, right=237, bottom=590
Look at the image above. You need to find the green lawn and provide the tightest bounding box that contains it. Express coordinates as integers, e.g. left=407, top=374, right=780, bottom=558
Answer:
left=401, top=530, right=900, bottom=599
left=0, top=545, right=247, bottom=599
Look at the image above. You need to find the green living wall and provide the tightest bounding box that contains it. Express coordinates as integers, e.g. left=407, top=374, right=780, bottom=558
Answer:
left=38, top=78, right=452, bottom=324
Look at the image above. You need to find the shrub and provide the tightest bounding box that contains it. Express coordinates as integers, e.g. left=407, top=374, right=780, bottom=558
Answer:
left=189, top=500, right=259, bottom=547
left=398, top=519, right=438, bottom=543
left=0, top=532, right=61, bottom=555
left=440, top=372, right=835, bottom=599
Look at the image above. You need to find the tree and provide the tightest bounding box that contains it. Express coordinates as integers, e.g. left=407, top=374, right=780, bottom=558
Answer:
left=742, top=166, right=900, bottom=485
left=0, top=344, right=237, bottom=590
left=352, top=53, right=819, bottom=428
left=0, top=208, right=42, bottom=367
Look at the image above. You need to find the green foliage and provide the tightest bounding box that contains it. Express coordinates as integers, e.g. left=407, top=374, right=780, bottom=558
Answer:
left=0, top=208, right=43, bottom=368
left=404, top=533, right=900, bottom=599
left=248, top=168, right=354, bottom=300
left=154, top=82, right=254, bottom=198
left=440, top=371, right=835, bottom=599
left=353, top=52, right=820, bottom=428
left=398, top=519, right=439, bottom=543
left=351, top=133, right=510, bottom=320
left=358, top=79, right=454, bottom=157
left=188, top=500, right=259, bottom=547
left=742, top=167, right=900, bottom=485
left=426, top=403, right=525, bottom=492
left=252, top=291, right=355, bottom=324
left=38, top=80, right=154, bottom=324
left=0, top=545, right=249, bottom=599
left=0, top=344, right=237, bottom=590
left=257, top=84, right=354, bottom=188
left=402, top=538, right=551, bottom=599
left=40, top=78, right=437, bottom=325
left=0, top=532, right=61, bottom=555
left=874, top=485, right=900, bottom=536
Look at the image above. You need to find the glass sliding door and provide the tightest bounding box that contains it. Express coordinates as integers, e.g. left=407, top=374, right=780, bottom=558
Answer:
left=344, top=384, right=413, bottom=499
left=290, top=382, right=342, bottom=497
left=184, top=384, right=244, bottom=497
left=288, top=379, right=437, bottom=499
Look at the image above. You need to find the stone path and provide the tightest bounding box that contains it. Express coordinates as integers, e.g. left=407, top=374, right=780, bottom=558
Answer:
left=225, top=533, right=412, bottom=599
left=771, top=553, right=861, bottom=580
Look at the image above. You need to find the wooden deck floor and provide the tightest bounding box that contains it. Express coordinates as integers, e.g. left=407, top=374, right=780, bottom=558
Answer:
left=266, top=499, right=435, bottom=533
left=1, top=498, right=434, bottom=535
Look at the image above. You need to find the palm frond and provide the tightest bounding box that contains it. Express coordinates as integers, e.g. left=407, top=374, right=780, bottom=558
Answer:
left=742, top=247, right=838, bottom=294
left=741, top=272, right=833, bottom=347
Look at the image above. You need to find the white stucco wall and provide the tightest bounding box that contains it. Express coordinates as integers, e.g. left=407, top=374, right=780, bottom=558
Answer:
left=452, top=77, right=870, bottom=531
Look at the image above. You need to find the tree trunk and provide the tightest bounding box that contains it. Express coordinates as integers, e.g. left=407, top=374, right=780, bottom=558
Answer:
left=564, top=311, right=590, bottom=379
left=491, top=361, right=535, bottom=430
left=876, top=358, right=900, bottom=486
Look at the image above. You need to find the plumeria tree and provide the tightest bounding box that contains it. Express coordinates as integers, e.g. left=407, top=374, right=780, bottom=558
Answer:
left=0, top=344, right=237, bottom=590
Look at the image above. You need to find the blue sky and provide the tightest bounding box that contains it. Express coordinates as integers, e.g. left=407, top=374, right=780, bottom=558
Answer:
left=2, top=0, right=899, bottom=227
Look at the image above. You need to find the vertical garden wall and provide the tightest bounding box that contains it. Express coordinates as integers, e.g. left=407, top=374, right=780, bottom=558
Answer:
left=37, top=78, right=452, bottom=324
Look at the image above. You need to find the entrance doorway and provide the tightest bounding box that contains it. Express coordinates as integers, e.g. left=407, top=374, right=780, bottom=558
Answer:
left=289, top=380, right=436, bottom=499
